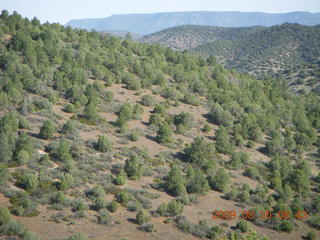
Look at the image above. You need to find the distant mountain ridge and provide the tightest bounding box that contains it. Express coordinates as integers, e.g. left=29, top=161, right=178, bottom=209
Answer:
left=65, top=11, right=320, bottom=35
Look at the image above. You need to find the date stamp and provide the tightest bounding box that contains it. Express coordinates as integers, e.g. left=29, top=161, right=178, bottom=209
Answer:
left=211, top=209, right=309, bottom=220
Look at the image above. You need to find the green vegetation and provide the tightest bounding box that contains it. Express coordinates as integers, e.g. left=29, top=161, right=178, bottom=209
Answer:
left=184, top=137, right=216, bottom=170
left=156, top=122, right=173, bottom=144
left=144, top=24, right=320, bottom=92
left=136, top=209, right=151, bottom=224
left=157, top=200, right=184, bottom=217
left=39, top=120, right=55, bottom=139
left=0, top=10, right=319, bottom=240
left=124, top=155, right=143, bottom=180
left=95, top=135, right=112, bottom=152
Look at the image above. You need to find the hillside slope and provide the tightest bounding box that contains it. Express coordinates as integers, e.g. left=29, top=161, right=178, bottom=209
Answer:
left=141, top=25, right=265, bottom=51
left=193, top=23, right=320, bottom=69
left=143, top=23, right=320, bottom=92
left=65, top=11, right=320, bottom=34
left=0, top=10, right=320, bottom=240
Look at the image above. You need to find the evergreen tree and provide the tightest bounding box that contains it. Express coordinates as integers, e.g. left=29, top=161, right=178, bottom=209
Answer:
left=156, top=122, right=173, bottom=144
left=136, top=209, right=151, bottom=224
left=184, top=137, right=216, bottom=170
left=167, top=166, right=186, bottom=196
left=39, top=120, right=55, bottom=139
left=215, top=126, right=234, bottom=154
left=207, top=168, right=230, bottom=192
left=125, top=155, right=143, bottom=180
left=83, top=101, right=99, bottom=122
left=95, top=135, right=112, bottom=152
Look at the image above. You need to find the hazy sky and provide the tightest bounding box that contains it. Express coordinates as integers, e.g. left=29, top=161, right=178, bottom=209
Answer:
left=1, top=0, right=320, bottom=24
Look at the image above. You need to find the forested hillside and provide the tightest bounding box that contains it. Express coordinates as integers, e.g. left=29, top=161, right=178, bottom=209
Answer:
left=0, top=10, right=320, bottom=240
left=143, top=24, right=320, bottom=93
left=141, top=25, right=264, bottom=51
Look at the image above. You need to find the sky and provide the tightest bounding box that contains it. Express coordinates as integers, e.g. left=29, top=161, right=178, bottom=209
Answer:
left=1, top=0, right=320, bottom=24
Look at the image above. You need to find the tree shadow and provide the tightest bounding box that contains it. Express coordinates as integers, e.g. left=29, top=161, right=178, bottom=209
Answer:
left=257, top=146, right=268, bottom=155
left=145, top=134, right=157, bottom=142
left=127, top=217, right=138, bottom=224
left=29, top=132, right=41, bottom=139
left=109, top=121, right=118, bottom=127
left=174, top=151, right=187, bottom=162
left=141, top=121, right=149, bottom=126
left=205, top=135, right=215, bottom=141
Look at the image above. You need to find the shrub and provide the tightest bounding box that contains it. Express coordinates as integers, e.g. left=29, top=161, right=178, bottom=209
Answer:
left=125, top=155, right=143, bottom=180
left=72, top=200, right=87, bottom=212
left=153, top=104, right=167, bottom=116
left=136, top=209, right=151, bottom=224
left=83, top=101, right=99, bottom=122
left=215, top=126, right=234, bottom=154
left=127, top=200, right=141, bottom=212
left=17, top=173, right=39, bottom=191
left=87, top=185, right=106, bottom=198
left=18, top=117, right=30, bottom=129
left=51, top=191, right=66, bottom=204
left=244, top=167, right=260, bottom=180
left=62, top=121, right=76, bottom=134
left=209, top=103, right=234, bottom=127
left=138, top=223, right=154, bottom=232
left=16, top=150, right=30, bottom=166
left=116, top=103, right=133, bottom=129
left=167, top=166, right=186, bottom=196
left=133, top=104, right=144, bottom=120
left=176, top=216, right=193, bottom=233
left=141, top=95, right=156, bottom=107
left=308, top=213, right=320, bottom=229
left=306, top=231, right=317, bottom=240
left=207, top=168, right=230, bottom=192
left=0, top=167, right=10, bottom=186
left=183, top=94, right=200, bottom=106
left=21, top=231, right=41, bottom=240
left=33, top=98, right=52, bottom=111
left=158, top=200, right=184, bottom=217
left=9, top=192, right=39, bottom=217
left=59, top=174, right=73, bottom=190
left=240, top=190, right=250, bottom=203
left=95, top=135, right=112, bottom=152
left=113, top=175, right=126, bottom=185
left=187, top=170, right=210, bottom=195
left=156, top=122, right=173, bottom=144
left=55, top=139, right=72, bottom=162
left=123, top=74, right=141, bottom=90
left=128, top=132, right=139, bottom=142
left=279, top=220, right=294, bottom=232
left=39, top=120, right=55, bottom=139
left=65, top=104, right=76, bottom=113
left=66, top=233, right=87, bottom=240
left=0, top=219, right=25, bottom=236
left=265, top=138, right=283, bottom=156
left=0, top=206, right=10, bottom=225
left=173, top=112, right=193, bottom=129
left=108, top=200, right=118, bottom=212
left=234, top=134, right=244, bottom=147
left=94, top=197, right=107, bottom=211
left=236, top=220, right=249, bottom=233
left=103, top=91, right=113, bottom=102
left=184, top=137, right=216, bottom=170
left=115, top=191, right=130, bottom=205
left=202, top=124, right=211, bottom=132
left=247, top=140, right=255, bottom=148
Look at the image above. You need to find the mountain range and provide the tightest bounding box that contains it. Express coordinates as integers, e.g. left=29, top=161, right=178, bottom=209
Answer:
left=65, top=11, right=320, bottom=35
